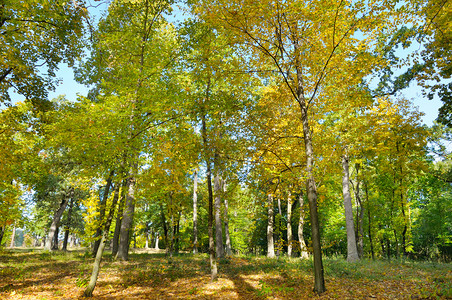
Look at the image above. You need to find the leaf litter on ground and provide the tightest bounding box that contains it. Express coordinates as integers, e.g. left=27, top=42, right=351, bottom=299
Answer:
left=0, top=248, right=450, bottom=299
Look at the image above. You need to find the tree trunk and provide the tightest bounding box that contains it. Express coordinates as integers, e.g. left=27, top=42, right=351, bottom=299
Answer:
left=364, top=182, right=375, bottom=260
left=342, top=153, right=359, bottom=262
left=9, top=222, right=16, bottom=248
left=168, top=193, right=174, bottom=258
left=175, top=212, right=181, bottom=254
left=116, top=175, right=135, bottom=261
left=62, top=197, right=74, bottom=251
left=145, top=227, right=149, bottom=249
left=155, top=232, right=159, bottom=249
left=267, top=194, right=275, bottom=258
left=297, top=193, right=309, bottom=259
left=63, top=222, right=70, bottom=251
left=202, top=108, right=217, bottom=281
left=70, top=233, right=76, bottom=248
left=93, top=170, right=114, bottom=256
left=84, top=177, right=120, bottom=297
left=0, top=226, right=5, bottom=246
left=112, top=179, right=127, bottom=257
left=287, top=191, right=293, bottom=257
left=193, top=170, right=198, bottom=254
left=295, top=60, right=325, bottom=292
left=214, top=172, right=224, bottom=259
left=46, top=188, right=72, bottom=251
left=394, top=229, right=399, bottom=259
left=276, top=197, right=282, bottom=257
left=355, top=186, right=364, bottom=259
left=223, top=180, right=232, bottom=256
left=53, top=226, right=59, bottom=250
left=400, top=180, right=408, bottom=257
left=386, top=237, right=391, bottom=260
left=160, top=204, right=168, bottom=248
left=206, top=159, right=217, bottom=281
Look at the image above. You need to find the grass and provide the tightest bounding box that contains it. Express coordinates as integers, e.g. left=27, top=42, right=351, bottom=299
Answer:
left=0, top=248, right=450, bottom=299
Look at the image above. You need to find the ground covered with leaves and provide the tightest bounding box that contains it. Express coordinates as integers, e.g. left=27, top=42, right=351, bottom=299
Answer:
left=0, top=248, right=450, bottom=299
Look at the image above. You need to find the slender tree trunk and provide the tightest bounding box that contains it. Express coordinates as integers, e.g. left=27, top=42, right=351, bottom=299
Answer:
left=202, top=107, right=217, bottom=281
left=160, top=204, right=168, bottom=248
left=53, top=227, right=59, bottom=250
left=84, top=178, right=120, bottom=297
left=63, top=222, right=70, bottom=251
left=267, top=194, right=275, bottom=258
left=223, top=180, right=232, bottom=256
left=193, top=170, right=198, bottom=254
left=116, top=174, right=135, bottom=261
left=168, top=193, right=174, bottom=258
left=175, top=212, right=181, bottom=254
left=206, top=159, right=217, bottom=280
left=214, top=171, right=224, bottom=259
left=401, top=187, right=408, bottom=257
left=145, top=227, right=149, bottom=249
left=297, top=193, right=309, bottom=259
left=351, top=164, right=364, bottom=258
left=93, top=170, right=114, bottom=256
left=295, top=61, right=325, bottom=292
left=276, top=197, right=282, bottom=257
left=9, top=222, right=16, bottom=248
left=46, top=188, right=72, bottom=251
left=70, top=233, right=75, bottom=248
left=287, top=191, right=293, bottom=257
left=62, top=197, right=74, bottom=251
left=394, top=229, right=399, bottom=259
left=364, top=182, right=375, bottom=260
left=386, top=237, right=391, bottom=260
left=342, top=153, right=359, bottom=262
left=397, top=144, right=409, bottom=257
left=0, top=226, right=6, bottom=246
left=112, top=179, right=127, bottom=257
left=356, top=192, right=364, bottom=259
left=155, top=232, right=159, bottom=249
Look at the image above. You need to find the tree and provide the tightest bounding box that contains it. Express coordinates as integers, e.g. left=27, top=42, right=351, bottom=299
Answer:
left=84, top=179, right=121, bottom=297
left=417, top=0, right=452, bottom=126
left=196, top=0, right=413, bottom=293
left=0, top=0, right=86, bottom=108
left=74, top=0, right=178, bottom=261
left=341, top=149, right=359, bottom=262
left=0, top=102, right=35, bottom=246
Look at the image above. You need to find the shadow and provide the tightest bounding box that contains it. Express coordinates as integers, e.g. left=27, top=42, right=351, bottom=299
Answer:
left=0, top=250, right=86, bottom=294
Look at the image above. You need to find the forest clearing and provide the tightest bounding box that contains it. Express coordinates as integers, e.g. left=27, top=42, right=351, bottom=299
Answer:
left=1, top=0, right=452, bottom=298
left=1, top=248, right=451, bottom=299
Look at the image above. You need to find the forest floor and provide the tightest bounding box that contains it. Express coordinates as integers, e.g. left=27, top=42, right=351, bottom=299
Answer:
left=0, top=247, right=451, bottom=299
